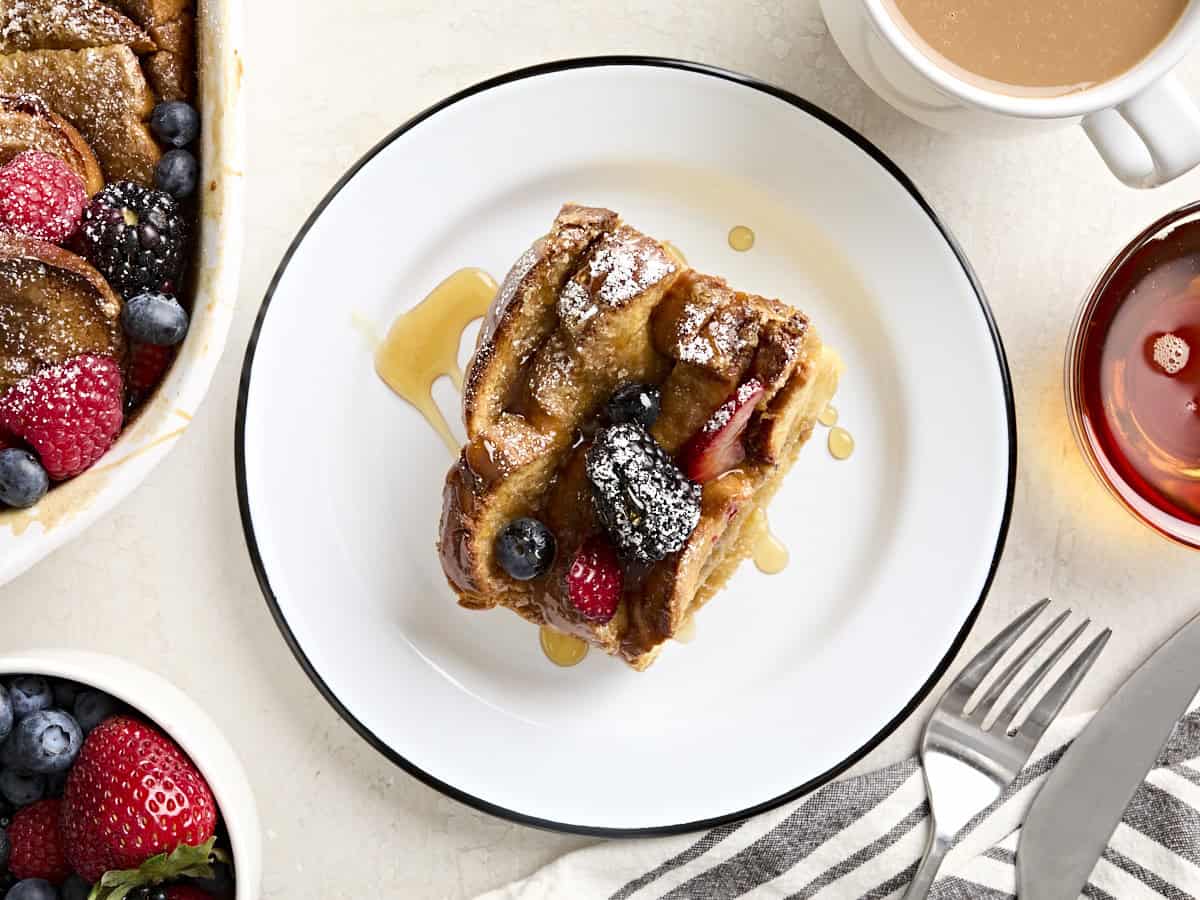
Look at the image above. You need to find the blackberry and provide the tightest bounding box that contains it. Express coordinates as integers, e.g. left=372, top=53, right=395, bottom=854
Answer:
left=81, top=182, right=185, bottom=297
left=127, top=887, right=167, bottom=900
left=585, top=423, right=701, bottom=563
left=606, top=383, right=661, bottom=428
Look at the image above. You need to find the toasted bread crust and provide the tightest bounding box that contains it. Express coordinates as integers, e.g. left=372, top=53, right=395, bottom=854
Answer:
left=0, top=233, right=125, bottom=394
left=0, top=46, right=159, bottom=183
left=0, top=93, right=104, bottom=194
left=0, top=0, right=153, bottom=53
left=439, top=205, right=840, bottom=669
left=106, top=0, right=195, bottom=101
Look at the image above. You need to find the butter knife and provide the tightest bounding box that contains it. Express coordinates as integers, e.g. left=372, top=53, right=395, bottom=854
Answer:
left=1018, top=612, right=1200, bottom=899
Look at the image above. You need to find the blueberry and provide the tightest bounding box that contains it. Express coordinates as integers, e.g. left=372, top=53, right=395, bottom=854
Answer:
left=5, top=879, right=58, bottom=900
left=6, top=679, right=50, bottom=721
left=494, top=518, right=556, bottom=581
left=0, top=686, right=11, bottom=743
left=0, top=825, right=8, bottom=870
left=0, top=770, right=43, bottom=807
left=606, top=383, right=661, bottom=428
left=73, top=691, right=119, bottom=734
left=50, top=682, right=81, bottom=711
left=4, top=711, right=81, bottom=775
left=59, top=877, right=88, bottom=900
left=154, top=148, right=198, bottom=199
left=0, top=451, right=48, bottom=510
left=121, top=292, right=189, bottom=346
left=150, top=100, right=200, bottom=147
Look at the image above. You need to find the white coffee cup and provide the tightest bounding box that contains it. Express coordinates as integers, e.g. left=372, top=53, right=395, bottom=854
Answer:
left=821, top=0, right=1200, bottom=188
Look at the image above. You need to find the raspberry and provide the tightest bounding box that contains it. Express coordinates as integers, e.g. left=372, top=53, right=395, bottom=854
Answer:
left=80, top=181, right=185, bottom=297
left=566, top=537, right=623, bottom=622
left=0, top=151, right=87, bottom=244
left=0, top=354, right=124, bottom=480
left=586, top=423, right=701, bottom=563
left=8, top=799, right=69, bottom=884
left=127, top=341, right=175, bottom=406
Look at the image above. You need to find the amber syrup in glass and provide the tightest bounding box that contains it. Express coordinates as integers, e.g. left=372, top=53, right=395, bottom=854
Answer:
left=1079, top=218, right=1200, bottom=526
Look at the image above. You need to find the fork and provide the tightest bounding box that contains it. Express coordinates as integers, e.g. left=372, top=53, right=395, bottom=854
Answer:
left=902, top=599, right=1111, bottom=900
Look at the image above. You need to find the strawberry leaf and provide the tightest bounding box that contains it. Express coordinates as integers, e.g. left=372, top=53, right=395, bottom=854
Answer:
left=86, top=837, right=222, bottom=900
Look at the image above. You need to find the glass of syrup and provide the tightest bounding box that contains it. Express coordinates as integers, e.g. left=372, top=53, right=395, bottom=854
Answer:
left=1066, top=201, right=1200, bottom=547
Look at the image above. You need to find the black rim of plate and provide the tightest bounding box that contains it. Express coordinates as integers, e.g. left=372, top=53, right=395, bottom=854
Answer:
left=235, top=55, right=1017, bottom=838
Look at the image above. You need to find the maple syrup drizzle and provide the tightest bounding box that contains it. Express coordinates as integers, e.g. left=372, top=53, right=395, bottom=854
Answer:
left=828, top=426, right=855, bottom=460
left=818, top=404, right=839, bottom=427
left=728, top=226, right=755, bottom=252
left=374, top=268, right=498, bottom=454
left=747, top=507, right=789, bottom=574
left=539, top=625, right=589, bottom=667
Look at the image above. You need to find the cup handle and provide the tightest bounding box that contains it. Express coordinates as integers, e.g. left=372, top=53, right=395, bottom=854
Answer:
left=1082, top=74, right=1200, bottom=189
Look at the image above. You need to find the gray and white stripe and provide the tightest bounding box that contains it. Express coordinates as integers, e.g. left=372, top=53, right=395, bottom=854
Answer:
left=479, top=701, right=1200, bottom=900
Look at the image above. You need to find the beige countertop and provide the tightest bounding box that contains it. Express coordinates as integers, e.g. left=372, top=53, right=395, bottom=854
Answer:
left=4, top=1, right=1200, bottom=896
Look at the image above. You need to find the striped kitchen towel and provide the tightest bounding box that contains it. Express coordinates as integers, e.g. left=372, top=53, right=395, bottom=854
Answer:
left=478, top=698, right=1200, bottom=899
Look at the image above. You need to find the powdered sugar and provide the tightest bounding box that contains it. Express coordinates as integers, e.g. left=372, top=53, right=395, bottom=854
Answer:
left=557, top=232, right=676, bottom=330
left=0, top=0, right=150, bottom=53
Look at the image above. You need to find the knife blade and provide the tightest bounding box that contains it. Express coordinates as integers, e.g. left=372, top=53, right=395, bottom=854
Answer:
left=1018, top=612, right=1200, bottom=899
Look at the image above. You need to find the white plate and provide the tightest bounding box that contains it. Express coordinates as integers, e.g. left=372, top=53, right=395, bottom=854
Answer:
left=237, top=58, right=1014, bottom=835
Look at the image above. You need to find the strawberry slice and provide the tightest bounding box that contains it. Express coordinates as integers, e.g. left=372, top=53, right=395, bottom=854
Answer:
left=566, top=536, right=623, bottom=622
left=678, top=378, right=765, bottom=483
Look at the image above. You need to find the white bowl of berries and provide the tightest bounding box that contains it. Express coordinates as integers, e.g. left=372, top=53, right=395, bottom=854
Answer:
left=0, top=650, right=260, bottom=900
left=0, top=0, right=244, bottom=585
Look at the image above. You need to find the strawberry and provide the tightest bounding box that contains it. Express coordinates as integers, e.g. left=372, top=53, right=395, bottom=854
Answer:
left=61, top=716, right=217, bottom=884
left=0, top=150, right=88, bottom=244
left=566, top=536, right=623, bottom=622
left=0, top=354, right=124, bottom=480
left=8, top=799, right=70, bottom=884
left=165, top=887, right=212, bottom=900
left=678, top=378, right=766, bottom=483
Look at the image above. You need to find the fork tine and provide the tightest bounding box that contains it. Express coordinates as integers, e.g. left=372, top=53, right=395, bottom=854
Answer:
left=950, top=598, right=1051, bottom=702
left=974, top=609, right=1070, bottom=718
left=990, top=619, right=1089, bottom=733
left=1018, top=628, right=1112, bottom=741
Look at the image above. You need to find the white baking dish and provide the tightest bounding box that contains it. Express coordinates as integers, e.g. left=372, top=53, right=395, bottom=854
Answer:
left=0, top=0, right=245, bottom=584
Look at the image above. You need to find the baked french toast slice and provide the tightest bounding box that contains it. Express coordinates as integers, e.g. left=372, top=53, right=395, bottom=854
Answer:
left=0, top=233, right=124, bottom=395
left=0, top=45, right=159, bottom=183
left=0, top=93, right=104, bottom=194
left=0, top=0, right=152, bottom=53
left=439, top=204, right=841, bottom=669
left=104, top=0, right=194, bottom=101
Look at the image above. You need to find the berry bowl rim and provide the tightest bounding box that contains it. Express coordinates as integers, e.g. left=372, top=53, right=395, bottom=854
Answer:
left=0, top=0, right=246, bottom=586
left=0, top=648, right=262, bottom=898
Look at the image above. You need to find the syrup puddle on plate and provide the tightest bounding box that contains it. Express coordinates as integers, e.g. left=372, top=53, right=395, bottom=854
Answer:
left=816, top=403, right=854, bottom=461
left=539, top=625, right=589, bottom=667
left=728, top=225, right=755, bottom=252
left=828, top=426, right=855, bottom=460
left=746, top=507, right=789, bottom=575
left=373, top=268, right=498, bottom=453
